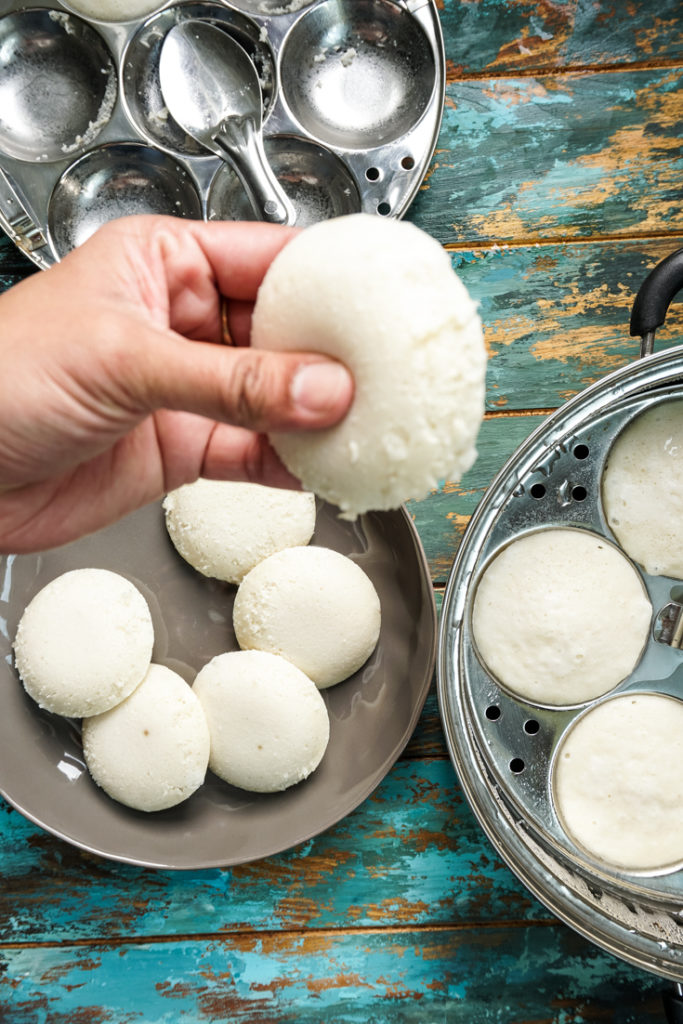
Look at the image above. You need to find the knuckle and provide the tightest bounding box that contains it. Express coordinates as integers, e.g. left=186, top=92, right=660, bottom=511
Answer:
left=229, top=353, right=280, bottom=428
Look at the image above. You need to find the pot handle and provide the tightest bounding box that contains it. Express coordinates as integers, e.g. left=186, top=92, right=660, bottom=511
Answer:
left=630, top=247, right=683, bottom=357
left=663, top=984, right=683, bottom=1023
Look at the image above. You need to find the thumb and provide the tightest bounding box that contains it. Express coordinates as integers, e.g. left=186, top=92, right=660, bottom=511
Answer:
left=130, top=332, right=354, bottom=433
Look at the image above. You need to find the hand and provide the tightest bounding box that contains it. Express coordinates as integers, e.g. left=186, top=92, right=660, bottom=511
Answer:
left=0, top=215, right=353, bottom=553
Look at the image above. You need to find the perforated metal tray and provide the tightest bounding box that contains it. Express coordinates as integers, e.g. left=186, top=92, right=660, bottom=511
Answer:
left=439, top=300, right=683, bottom=981
left=0, top=0, right=444, bottom=268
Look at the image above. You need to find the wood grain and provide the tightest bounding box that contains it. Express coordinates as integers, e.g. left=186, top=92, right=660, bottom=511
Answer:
left=0, top=925, right=669, bottom=1023
left=411, top=69, right=683, bottom=246
left=0, top=0, right=682, bottom=1019
left=0, top=757, right=545, bottom=944
left=451, top=238, right=683, bottom=410
left=439, top=0, right=683, bottom=75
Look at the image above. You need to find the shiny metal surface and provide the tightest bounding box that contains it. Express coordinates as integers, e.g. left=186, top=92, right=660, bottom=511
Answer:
left=438, top=343, right=683, bottom=981
left=0, top=8, right=116, bottom=163
left=121, top=2, right=275, bottom=157
left=0, top=0, right=445, bottom=267
left=47, top=142, right=202, bottom=256
left=280, top=0, right=436, bottom=150
left=208, top=135, right=359, bottom=226
left=159, top=20, right=293, bottom=223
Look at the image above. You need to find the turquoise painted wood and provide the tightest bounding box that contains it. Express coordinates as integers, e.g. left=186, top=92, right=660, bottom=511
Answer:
left=0, top=759, right=547, bottom=943
left=1, top=0, right=683, bottom=1019
left=411, top=68, right=683, bottom=246
left=0, top=926, right=670, bottom=1023
left=439, top=0, right=683, bottom=74
left=451, top=239, right=683, bottom=411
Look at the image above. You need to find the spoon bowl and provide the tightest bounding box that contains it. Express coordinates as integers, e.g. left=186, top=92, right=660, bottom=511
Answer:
left=159, top=19, right=294, bottom=224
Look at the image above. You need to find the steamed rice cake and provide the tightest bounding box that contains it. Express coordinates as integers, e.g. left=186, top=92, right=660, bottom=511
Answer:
left=163, top=479, right=316, bottom=584
left=471, top=528, right=651, bottom=706
left=193, top=650, right=329, bottom=792
left=13, top=568, right=154, bottom=718
left=553, top=693, right=683, bottom=871
left=233, top=545, right=381, bottom=689
left=602, top=399, right=683, bottom=578
left=82, top=663, right=210, bottom=811
left=250, top=214, right=486, bottom=519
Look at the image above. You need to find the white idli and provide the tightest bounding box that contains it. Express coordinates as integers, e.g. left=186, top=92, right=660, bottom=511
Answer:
left=233, top=545, right=381, bottom=688
left=250, top=214, right=486, bottom=519
left=553, top=693, right=683, bottom=871
left=13, top=568, right=154, bottom=718
left=82, top=663, right=210, bottom=812
left=63, top=0, right=164, bottom=21
left=471, top=528, right=651, bottom=706
left=602, top=399, right=683, bottom=577
left=163, top=479, right=316, bottom=584
left=193, top=650, right=329, bottom=793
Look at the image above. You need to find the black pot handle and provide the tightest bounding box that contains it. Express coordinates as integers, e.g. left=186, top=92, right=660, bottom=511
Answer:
left=630, top=248, right=683, bottom=357
left=663, top=984, right=683, bottom=1023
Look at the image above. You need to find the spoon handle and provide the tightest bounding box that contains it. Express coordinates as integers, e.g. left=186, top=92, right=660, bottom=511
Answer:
left=214, top=116, right=294, bottom=226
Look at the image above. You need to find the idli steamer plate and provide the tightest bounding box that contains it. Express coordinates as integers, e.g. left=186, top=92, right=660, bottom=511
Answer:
left=438, top=248, right=683, bottom=989
left=0, top=0, right=445, bottom=269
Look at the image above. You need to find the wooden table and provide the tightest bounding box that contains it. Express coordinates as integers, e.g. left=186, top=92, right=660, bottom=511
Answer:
left=1, top=1, right=683, bottom=1020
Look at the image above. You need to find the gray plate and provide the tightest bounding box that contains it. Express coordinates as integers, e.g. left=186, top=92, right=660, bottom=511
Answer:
left=0, top=499, right=436, bottom=869
left=0, top=0, right=445, bottom=268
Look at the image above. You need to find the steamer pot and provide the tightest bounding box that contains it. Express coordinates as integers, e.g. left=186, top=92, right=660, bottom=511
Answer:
left=437, top=249, right=683, bottom=1016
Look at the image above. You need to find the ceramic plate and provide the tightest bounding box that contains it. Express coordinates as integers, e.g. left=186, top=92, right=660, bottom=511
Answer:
left=0, top=499, right=436, bottom=868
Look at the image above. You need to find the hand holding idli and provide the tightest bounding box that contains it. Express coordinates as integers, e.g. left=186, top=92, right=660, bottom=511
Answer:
left=0, top=215, right=352, bottom=552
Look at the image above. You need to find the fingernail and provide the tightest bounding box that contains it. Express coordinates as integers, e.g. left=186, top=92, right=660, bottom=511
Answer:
left=290, top=361, right=352, bottom=415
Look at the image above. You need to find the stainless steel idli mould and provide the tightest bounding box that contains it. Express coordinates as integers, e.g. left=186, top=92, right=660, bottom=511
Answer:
left=0, top=0, right=444, bottom=269
left=438, top=249, right=683, bottom=1001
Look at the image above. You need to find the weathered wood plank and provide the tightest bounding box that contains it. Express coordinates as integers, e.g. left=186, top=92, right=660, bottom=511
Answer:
left=0, top=757, right=545, bottom=944
left=440, top=0, right=683, bottom=76
left=405, top=687, right=444, bottom=758
left=411, top=67, right=683, bottom=246
left=448, top=238, right=683, bottom=412
left=0, top=925, right=668, bottom=1023
left=409, top=413, right=546, bottom=582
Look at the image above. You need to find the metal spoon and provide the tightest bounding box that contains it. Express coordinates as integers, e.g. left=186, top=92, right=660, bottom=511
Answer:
left=159, top=20, right=294, bottom=225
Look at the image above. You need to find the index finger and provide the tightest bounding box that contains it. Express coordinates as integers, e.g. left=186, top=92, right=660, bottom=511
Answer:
left=173, top=218, right=299, bottom=301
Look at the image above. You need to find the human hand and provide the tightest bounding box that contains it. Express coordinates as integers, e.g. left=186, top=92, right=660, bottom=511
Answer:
left=0, top=215, right=353, bottom=553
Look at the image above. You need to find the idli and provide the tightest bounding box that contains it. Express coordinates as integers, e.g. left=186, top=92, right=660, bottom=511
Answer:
left=163, top=479, right=316, bottom=584
left=14, top=568, right=154, bottom=718
left=471, top=528, right=651, bottom=706
left=233, top=545, right=380, bottom=688
left=250, top=214, right=486, bottom=519
left=193, top=650, right=329, bottom=793
left=553, top=693, right=683, bottom=871
left=82, top=663, right=210, bottom=811
left=602, top=399, right=683, bottom=577
left=63, top=0, right=164, bottom=21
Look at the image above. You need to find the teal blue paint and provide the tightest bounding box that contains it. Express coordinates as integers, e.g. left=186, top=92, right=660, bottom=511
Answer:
left=440, top=0, right=683, bottom=73
left=0, top=759, right=547, bottom=945
left=0, top=928, right=668, bottom=1023
left=410, top=68, right=683, bottom=245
